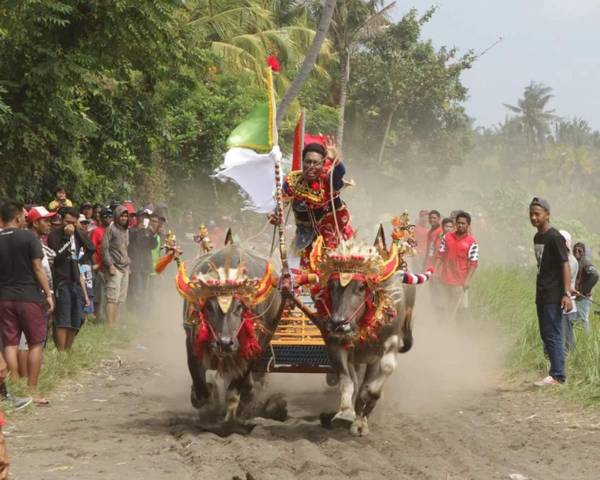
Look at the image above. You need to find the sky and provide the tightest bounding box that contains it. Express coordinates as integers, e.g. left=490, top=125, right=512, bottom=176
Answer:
left=392, top=0, right=600, bottom=130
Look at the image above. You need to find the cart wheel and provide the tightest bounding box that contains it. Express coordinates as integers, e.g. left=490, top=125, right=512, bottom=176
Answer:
left=326, top=372, right=339, bottom=387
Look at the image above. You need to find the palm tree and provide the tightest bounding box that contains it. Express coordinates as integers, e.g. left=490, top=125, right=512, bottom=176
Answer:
left=330, top=0, right=395, bottom=153
left=186, top=0, right=331, bottom=91
left=504, top=82, right=556, bottom=148
left=276, top=0, right=337, bottom=124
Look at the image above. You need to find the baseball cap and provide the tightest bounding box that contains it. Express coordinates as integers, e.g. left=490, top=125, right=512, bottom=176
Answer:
left=78, top=214, right=90, bottom=224
left=530, top=197, right=550, bottom=212
left=100, top=207, right=113, bottom=218
left=27, top=206, right=57, bottom=223
left=80, top=202, right=93, bottom=209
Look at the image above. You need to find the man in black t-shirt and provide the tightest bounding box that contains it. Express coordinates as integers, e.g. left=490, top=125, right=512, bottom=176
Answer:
left=0, top=201, right=54, bottom=405
left=529, top=197, right=573, bottom=386
left=47, top=207, right=94, bottom=351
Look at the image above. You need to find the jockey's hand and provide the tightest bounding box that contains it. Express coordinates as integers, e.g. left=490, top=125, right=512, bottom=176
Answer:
left=280, top=274, right=292, bottom=294
left=325, top=135, right=339, bottom=163
left=268, top=213, right=280, bottom=226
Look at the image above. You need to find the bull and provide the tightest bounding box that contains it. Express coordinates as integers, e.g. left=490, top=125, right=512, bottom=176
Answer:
left=307, top=236, right=430, bottom=436
left=175, top=240, right=284, bottom=421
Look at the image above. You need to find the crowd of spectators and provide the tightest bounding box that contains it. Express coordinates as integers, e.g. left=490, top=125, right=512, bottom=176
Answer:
left=414, top=209, right=480, bottom=322
left=528, top=198, right=599, bottom=386
left=0, top=187, right=175, bottom=412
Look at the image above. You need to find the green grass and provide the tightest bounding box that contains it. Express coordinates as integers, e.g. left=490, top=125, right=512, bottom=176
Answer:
left=5, top=318, right=135, bottom=408
left=472, top=266, right=600, bottom=405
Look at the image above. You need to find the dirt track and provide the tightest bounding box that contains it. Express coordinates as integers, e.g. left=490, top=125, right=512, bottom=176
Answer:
left=7, top=294, right=600, bottom=480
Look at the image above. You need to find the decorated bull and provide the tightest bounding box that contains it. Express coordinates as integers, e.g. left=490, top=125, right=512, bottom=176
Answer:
left=172, top=241, right=284, bottom=421
left=307, top=236, right=431, bottom=436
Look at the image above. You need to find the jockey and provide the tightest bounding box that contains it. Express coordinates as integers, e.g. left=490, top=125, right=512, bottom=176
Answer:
left=273, top=139, right=354, bottom=268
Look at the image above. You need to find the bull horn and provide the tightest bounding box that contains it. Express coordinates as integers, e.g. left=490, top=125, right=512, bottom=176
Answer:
left=253, top=261, right=275, bottom=305
left=175, top=262, right=197, bottom=303
left=373, top=224, right=387, bottom=255
left=309, top=236, right=324, bottom=273
left=377, top=243, right=399, bottom=282
left=224, top=228, right=234, bottom=246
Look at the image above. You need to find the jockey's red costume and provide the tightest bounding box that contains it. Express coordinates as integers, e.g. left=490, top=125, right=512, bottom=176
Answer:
left=282, top=141, right=354, bottom=268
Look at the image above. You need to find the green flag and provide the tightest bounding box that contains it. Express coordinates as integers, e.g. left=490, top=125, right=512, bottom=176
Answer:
left=226, top=103, right=274, bottom=154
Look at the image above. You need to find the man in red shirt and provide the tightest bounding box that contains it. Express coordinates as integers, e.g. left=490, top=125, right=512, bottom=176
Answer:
left=434, top=211, right=479, bottom=320
left=414, top=209, right=429, bottom=264
left=424, top=210, right=442, bottom=269
left=90, top=208, right=112, bottom=320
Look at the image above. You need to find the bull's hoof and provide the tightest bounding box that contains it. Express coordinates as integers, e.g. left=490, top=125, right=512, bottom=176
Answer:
left=326, top=372, right=339, bottom=387
left=350, top=416, right=369, bottom=437
left=190, top=386, right=209, bottom=410
left=331, top=409, right=356, bottom=428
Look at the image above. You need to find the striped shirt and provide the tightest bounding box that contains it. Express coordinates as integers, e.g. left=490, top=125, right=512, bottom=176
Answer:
left=437, top=232, right=479, bottom=286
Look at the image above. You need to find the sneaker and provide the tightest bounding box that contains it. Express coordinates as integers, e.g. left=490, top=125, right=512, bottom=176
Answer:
left=2, top=393, right=33, bottom=411
left=534, top=376, right=561, bottom=387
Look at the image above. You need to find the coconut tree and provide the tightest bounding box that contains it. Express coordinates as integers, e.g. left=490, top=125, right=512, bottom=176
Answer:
left=329, top=0, right=395, bottom=153
left=186, top=0, right=331, bottom=92
left=276, top=0, right=337, bottom=124
left=504, top=82, right=556, bottom=148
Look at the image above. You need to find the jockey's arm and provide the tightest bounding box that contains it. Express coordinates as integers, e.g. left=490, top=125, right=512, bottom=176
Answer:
left=331, top=161, right=345, bottom=191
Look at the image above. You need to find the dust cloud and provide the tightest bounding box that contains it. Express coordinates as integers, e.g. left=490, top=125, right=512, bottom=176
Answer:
left=126, top=159, right=510, bottom=423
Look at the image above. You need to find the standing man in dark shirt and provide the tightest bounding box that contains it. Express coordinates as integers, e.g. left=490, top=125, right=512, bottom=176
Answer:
left=529, top=197, right=573, bottom=386
left=47, top=207, right=94, bottom=351
left=0, top=201, right=53, bottom=404
left=128, top=210, right=158, bottom=309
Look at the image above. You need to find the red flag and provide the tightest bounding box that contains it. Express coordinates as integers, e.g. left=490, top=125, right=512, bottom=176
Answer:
left=292, top=110, right=305, bottom=171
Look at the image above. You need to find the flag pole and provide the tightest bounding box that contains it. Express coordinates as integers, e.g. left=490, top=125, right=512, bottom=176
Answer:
left=267, top=67, right=290, bottom=281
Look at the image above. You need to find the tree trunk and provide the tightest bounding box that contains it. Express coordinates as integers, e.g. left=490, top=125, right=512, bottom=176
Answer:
left=377, top=108, right=396, bottom=166
left=337, top=50, right=350, bottom=156
left=276, top=0, right=337, bottom=125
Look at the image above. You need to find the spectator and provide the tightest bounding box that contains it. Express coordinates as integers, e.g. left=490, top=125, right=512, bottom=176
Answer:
left=102, top=205, right=130, bottom=327
left=129, top=210, right=158, bottom=308
left=573, top=242, right=599, bottom=332
left=48, top=186, right=73, bottom=211
left=424, top=210, right=442, bottom=269
left=18, top=207, right=57, bottom=382
left=559, top=230, right=578, bottom=352
left=0, top=201, right=54, bottom=405
left=441, top=217, right=454, bottom=235
left=434, top=211, right=479, bottom=320
left=47, top=207, right=94, bottom=351
left=529, top=197, right=573, bottom=386
left=90, top=208, right=112, bottom=320
left=91, top=204, right=102, bottom=226
left=413, top=210, right=429, bottom=257
left=50, top=213, right=63, bottom=231
left=78, top=215, right=95, bottom=319
left=80, top=202, right=93, bottom=222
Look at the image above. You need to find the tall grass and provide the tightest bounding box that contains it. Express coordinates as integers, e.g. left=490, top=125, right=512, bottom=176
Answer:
left=472, top=266, right=600, bottom=405
left=6, top=320, right=134, bottom=403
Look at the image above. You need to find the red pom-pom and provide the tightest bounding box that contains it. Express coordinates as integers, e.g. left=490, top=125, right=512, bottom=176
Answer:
left=266, top=55, right=281, bottom=72
left=311, top=181, right=320, bottom=191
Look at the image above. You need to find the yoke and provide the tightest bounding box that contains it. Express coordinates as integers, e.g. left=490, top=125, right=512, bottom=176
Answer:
left=255, top=295, right=334, bottom=374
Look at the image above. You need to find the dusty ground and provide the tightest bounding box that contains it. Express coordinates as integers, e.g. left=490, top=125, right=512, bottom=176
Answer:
left=6, top=292, right=600, bottom=480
